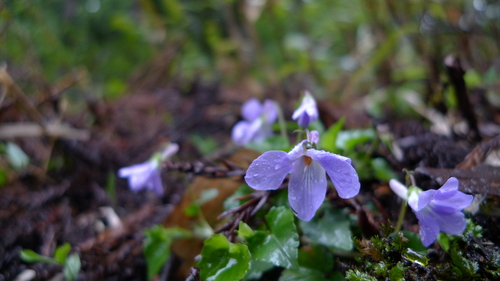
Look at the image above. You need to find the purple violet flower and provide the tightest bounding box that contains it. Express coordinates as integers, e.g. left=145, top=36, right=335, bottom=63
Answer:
left=118, top=143, right=179, bottom=196
left=245, top=131, right=360, bottom=221
left=389, top=177, right=473, bottom=246
left=232, top=98, right=279, bottom=146
left=292, top=91, right=318, bottom=128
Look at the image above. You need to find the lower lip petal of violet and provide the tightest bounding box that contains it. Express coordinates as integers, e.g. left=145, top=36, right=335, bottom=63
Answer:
left=244, top=131, right=360, bottom=221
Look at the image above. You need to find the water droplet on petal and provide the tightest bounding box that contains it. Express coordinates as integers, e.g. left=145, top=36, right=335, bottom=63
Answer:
left=274, top=164, right=280, bottom=170
left=253, top=173, right=259, bottom=177
left=291, top=196, right=297, bottom=200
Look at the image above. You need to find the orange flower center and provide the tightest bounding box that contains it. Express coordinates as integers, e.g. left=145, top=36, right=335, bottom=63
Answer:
left=303, top=156, right=312, bottom=166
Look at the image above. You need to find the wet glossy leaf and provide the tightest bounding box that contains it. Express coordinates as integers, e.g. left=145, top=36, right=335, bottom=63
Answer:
left=247, top=206, right=299, bottom=269
left=279, top=267, right=343, bottom=281
left=243, top=260, right=274, bottom=281
left=299, top=209, right=353, bottom=251
left=199, top=234, right=251, bottom=281
left=298, top=245, right=333, bottom=273
left=237, top=221, right=255, bottom=240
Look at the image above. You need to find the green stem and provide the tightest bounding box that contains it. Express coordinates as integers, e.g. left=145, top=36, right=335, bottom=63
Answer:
left=394, top=199, right=407, bottom=233
left=276, top=102, right=289, bottom=146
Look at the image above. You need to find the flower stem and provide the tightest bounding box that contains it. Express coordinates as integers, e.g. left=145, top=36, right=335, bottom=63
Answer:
left=394, top=199, right=407, bottom=233
left=276, top=102, right=289, bottom=146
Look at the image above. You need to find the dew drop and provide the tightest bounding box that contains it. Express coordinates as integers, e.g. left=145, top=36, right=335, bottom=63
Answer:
left=274, top=164, right=280, bottom=170
left=290, top=196, right=297, bottom=201
left=253, top=173, right=259, bottom=177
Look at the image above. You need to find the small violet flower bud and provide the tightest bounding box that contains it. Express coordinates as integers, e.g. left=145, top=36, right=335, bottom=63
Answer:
left=245, top=130, right=360, bottom=221
left=118, top=143, right=179, bottom=196
left=232, top=98, right=279, bottom=146
left=389, top=177, right=473, bottom=246
left=292, top=91, right=318, bottom=128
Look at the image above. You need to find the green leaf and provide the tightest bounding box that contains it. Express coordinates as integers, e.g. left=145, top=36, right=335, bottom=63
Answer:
left=247, top=206, right=299, bottom=269
left=237, top=221, right=255, bottom=240
left=279, top=267, right=341, bottom=281
left=0, top=168, right=8, bottom=187
left=450, top=247, right=478, bottom=277
left=371, top=158, right=397, bottom=181
left=335, top=129, right=376, bottom=152
left=345, top=269, right=377, bottom=281
left=6, top=142, right=29, bottom=170
left=199, top=234, right=251, bottom=281
left=464, top=69, right=482, bottom=88
left=299, top=209, right=353, bottom=251
left=436, top=233, right=450, bottom=252
left=320, top=116, right=345, bottom=153
left=389, top=262, right=405, bottom=281
left=298, top=245, right=333, bottom=273
left=63, top=253, right=81, bottom=281
left=243, top=260, right=275, bottom=281
left=19, top=249, right=57, bottom=264
left=400, top=231, right=427, bottom=253
left=54, top=243, right=71, bottom=264
left=189, top=133, right=218, bottom=155
left=403, top=248, right=428, bottom=266
left=144, top=225, right=191, bottom=280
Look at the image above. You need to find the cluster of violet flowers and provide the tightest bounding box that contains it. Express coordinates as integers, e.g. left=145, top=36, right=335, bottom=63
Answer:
left=118, top=91, right=474, bottom=247
left=241, top=92, right=360, bottom=221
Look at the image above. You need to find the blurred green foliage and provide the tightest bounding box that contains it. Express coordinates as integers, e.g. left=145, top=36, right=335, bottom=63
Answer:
left=2, top=0, right=499, bottom=102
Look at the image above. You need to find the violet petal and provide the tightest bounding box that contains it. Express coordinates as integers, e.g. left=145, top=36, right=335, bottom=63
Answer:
left=241, top=98, right=262, bottom=121
left=308, top=149, right=360, bottom=199
left=245, top=151, right=291, bottom=190
left=415, top=209, right=440, bottom=246
left=416, top=190, right=437, bottom=211
left=433, top=211, right=467, bottom=235
left=288, top=156, right=327, bottom=221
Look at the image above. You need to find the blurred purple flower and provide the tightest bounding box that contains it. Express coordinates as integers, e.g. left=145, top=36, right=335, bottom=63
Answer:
left=232, top=98, right=278, bottom=146
left=245, top=131, right=360, bottom=221
left=292, top=91, right=318, bottom=128
left=389, top=177, right=473, bottom=246
left=118, top=143, right=179, bottom=196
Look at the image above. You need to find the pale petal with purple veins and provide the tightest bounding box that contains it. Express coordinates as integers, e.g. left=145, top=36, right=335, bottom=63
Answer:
left=307, top=149, right=359, bottom=199
left=245, top=151, right=291, bottom=191
left=288, top=157, right=327, bottom=221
